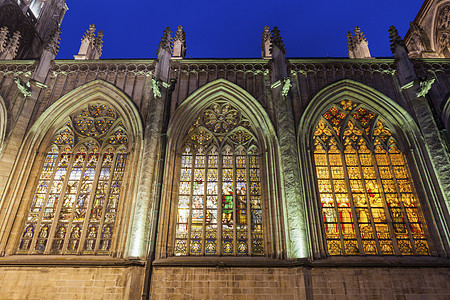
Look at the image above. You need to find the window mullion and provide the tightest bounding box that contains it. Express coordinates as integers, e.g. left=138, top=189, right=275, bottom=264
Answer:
left=78, top=148, right=107, bottom=255
left=326, top=151, right=345, bottom=255
left=202, top=151, right=208, bottom=256
left=357, top=148, right=382, bottom=255
left=386, top=151, right=417, bottom=255
left=43, top=151, right=74, bottom=254
left=61, top=148, right=90, bottom=254
left=28, top=148, right=64, bottom=254
left=92, top=150, right=118, bottom=254
left=217, top=148, right=223, bottom=256
left=341, top=150, right=364, bottom=255
left=247, top=152, right=251, bottom=256
left=187, top=152, right=194, bottom=256
left=232, top=150, right=237, bottom=256
left=373, top=151, right=402, bottom=256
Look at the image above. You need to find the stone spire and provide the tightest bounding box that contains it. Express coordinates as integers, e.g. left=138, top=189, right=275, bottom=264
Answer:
left=389, top=25, right=417, bottom=87
left=155, top=27, right=172, bottom=83
left=270, top=26, right=286, bottom=54
left=44, top=26, right=62, bottom=56
left=74, top=24, right=103, bottom=60
left=172, top=25, right=186, bottom=59
left=157, top=27, right=172, bottom=56
left=94, top=30, right=104, bottom=59
left=33, top=27, right=62, bottom=83
left=347, top=26, right=371, bottom=59
left=0, top=28, right=21, bottom=60
left=269, top=26, right=287, bottom=83
left=261, top=26, right=271, bottom=59
left=388, top=25, right=407, bottom=55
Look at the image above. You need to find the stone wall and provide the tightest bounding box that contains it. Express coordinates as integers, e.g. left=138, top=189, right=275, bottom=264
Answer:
left=0, top=266, right=144, bottom=299
left=150, top=266, right=450, bottom=300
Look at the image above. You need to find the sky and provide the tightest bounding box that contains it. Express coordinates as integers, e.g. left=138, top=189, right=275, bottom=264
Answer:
left=57, top=0, right=424, bottom=59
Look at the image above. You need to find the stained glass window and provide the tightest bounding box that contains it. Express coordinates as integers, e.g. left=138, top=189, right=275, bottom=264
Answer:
left=174, top=102, right=264, bottom=256
left=313, top=100, right=430, bottom=256
left=18, top=104, right=128, bottom=255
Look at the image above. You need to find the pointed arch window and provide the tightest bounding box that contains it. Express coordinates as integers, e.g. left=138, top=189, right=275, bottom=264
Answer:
left=175, top=102, right=264, bottom=256
left=313, top=100, right=430, bottom=256
left=17, top=103, right=128, bottom=255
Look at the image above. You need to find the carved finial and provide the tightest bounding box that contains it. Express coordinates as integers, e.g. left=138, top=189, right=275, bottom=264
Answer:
left=75, top=24, right=102, bottom=60
left=389, top=25, right=407, bottom=54
left=0, top=27, right=9, bottom=53
left=270, top=26, right=286, bottom=54
left=82, top=24, right=96, bottom=41
left=95, top=30, right=104, bottom=54
left=347, top=26, right=371, bottom=59
left=7, top=31, right=21, bottom=59
left=347, top=31, right=355, bottom=57
left=261, top=26, right=272, bottom=59
left=44, top=27, right=61, bottom=56
left=157, top=27, right=172, bottom=55
left=354, top=26, right=367, bottom=44
left=174, top=25, right=185, bottom=44
left=172, top=25, right=186, bottom=59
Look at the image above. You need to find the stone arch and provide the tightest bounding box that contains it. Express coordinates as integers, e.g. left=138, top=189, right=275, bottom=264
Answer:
left=430, top=0, right=450, bottom=56
left=0, top=80, right=143, bottom=257
left=29, top=80, right=142, bottom=148
left=298, top=79, right=448, bottom=258
left=157, top=79, right=287, bottom=259
left=0, top=94, right=7, bottom=155
left=441, top=94, right=450, bottom=139
left=168, top=79, right=277, bottom=151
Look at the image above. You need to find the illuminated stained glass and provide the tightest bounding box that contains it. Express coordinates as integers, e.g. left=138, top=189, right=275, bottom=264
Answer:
left=18, top=103, right=128, bottom=255
left=313, top=100, right=430, bottom=256
left=174, top=102, right=264, bottom=256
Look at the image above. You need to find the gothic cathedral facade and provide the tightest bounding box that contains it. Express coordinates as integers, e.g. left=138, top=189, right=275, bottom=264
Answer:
left=0, top=0, right=449, bottom=299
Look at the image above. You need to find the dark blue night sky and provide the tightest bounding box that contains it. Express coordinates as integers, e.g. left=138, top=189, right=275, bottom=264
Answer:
left=57, top=0, right=424, bottom=59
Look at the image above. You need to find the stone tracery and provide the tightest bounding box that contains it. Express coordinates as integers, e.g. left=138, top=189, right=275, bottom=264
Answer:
left=18, top=103, right=128, bottom=255
left=313, top=100, right=430, bottom=255
left=174, top=101, right=264, bottom=256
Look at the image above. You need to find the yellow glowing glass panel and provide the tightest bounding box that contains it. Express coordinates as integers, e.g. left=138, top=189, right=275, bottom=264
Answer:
left=313, top=101, right=430, bottom=256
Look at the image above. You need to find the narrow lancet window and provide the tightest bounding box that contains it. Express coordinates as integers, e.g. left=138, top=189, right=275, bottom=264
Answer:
left=18, top=104, right=128, bottom=255
left=174, top=102, right=264, bottom=256
left=313, top=100, right=430, bottom=255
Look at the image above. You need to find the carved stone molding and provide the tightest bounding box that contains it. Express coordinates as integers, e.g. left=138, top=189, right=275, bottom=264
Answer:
left=289, top=61, right=396, bottom=76
left=50, top=62, right=155, bottom=77
left=435, top=4, right=450, bottom=57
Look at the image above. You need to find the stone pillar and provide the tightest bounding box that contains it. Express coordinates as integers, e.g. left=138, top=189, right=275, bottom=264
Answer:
left=0, top=80, right=44, bottom=255
left=269, top=27, right=309, bottom=258
left=389, top=26, right=450, bottom=250
left=128, top=27, right=173, bottom=258
left=32, top=27, right=61, bottom=83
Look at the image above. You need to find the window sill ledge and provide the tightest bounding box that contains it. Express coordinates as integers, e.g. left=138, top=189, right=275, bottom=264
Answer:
left=152, top=256, right=450, bottom=268
left=0, top=255, right=145, bottom=267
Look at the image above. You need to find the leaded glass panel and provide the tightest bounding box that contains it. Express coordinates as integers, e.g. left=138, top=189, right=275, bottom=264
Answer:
left=18, top=104, right=129, bottom=255
left=313, top=100, right=430, bottom=256
left=174, top=102, right=264, bottom=256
